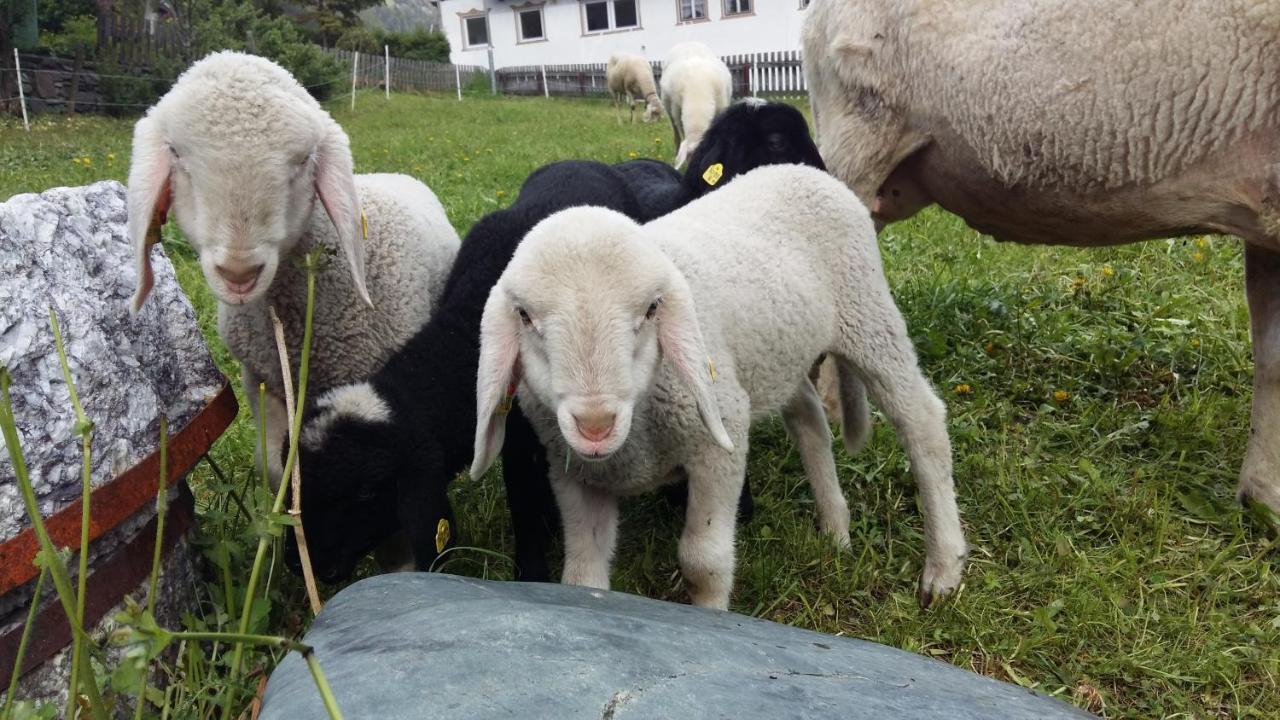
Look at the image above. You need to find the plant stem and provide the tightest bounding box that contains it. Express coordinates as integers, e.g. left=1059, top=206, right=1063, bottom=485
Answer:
left=2, top=565, right=47, bottom=720
left=224, top=250, right=321, bottom=718
left=50, top=308, right=94, bottom=720
left=133, top=416, right=170, bottom=720
left=0, top=369, right=108, bottom=720
left=304, top=651, right=344, bottom=720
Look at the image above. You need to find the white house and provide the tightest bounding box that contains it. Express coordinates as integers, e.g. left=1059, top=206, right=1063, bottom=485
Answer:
left=436, top=0, right=812, bottom=67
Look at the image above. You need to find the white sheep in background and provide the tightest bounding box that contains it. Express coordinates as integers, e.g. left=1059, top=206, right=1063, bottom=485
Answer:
left=472, top=165, right=967, bottom=610
left=606, top=53, right=664, bottom=124
left=803, top=0, right=1280, bottom=515
left=127, top=51, right=460, bottom=481
left=660, top=42, right=732, bottom=168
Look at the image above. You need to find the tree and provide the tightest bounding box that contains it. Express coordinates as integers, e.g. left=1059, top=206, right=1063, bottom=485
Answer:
left=295, top=0, right=382, bottom=48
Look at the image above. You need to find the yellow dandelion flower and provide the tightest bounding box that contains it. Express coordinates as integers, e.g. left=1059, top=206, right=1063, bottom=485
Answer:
left=83, top=156, right=92, bottom=166
left=107, top=153, right=116, bottom=161
left=1053, top=389, right=1070, bottom=403
left=1101, top=265, right=1114, bottom=277
left=1192, top=251, right=1205, bottom=262
left=72, top=157, right=82, bottom=165
left=954, top=383, right=972, bottom=396
left=496, top=190, right=506, bottom=198
left=628, top=151, right=639, bottom=159
left=1195, top=236, right=1208, bottom=248
left=1190, top=337, right=1201, bottom=348
left=1071, top=276, right=1085, bottom=289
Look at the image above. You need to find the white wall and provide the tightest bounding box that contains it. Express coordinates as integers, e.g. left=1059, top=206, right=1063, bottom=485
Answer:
left=440, top=0, right=809, bottom=67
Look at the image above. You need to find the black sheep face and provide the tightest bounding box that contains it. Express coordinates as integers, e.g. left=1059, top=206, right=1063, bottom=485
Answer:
left=684, top=101, right=826, bottom=199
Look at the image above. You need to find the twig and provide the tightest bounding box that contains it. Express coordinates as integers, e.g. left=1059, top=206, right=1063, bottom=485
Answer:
left=269, top=304, right=322, bottom=616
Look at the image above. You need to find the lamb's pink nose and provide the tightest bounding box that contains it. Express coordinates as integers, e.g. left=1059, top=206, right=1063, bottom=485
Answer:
left=216, top=263, right=263, bottom=295
left=574, top=411, right=616, bottom=443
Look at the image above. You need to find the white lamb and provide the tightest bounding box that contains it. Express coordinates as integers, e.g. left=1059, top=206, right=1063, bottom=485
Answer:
left=660, top=42, right=732, bottom=168
left=471, top=164, right=967, bottom=610
left=606, top=52, right=663, bottom=124
left=127, top=51, right=460, bottom=481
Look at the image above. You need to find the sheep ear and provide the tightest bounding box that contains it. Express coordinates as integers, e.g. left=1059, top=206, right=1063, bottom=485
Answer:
left=471, top=288, right=523, bottom=479
left=674, top=139, right=691, bottom=169
left=315, top=121, right=372, bottom=307
left=656, top=275, right=734, bottom=452
left=127, top=116, right=172, bottom=315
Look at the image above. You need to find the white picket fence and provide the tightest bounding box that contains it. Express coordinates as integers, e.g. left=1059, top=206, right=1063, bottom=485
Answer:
left=331, top=47, right=809, bottom=100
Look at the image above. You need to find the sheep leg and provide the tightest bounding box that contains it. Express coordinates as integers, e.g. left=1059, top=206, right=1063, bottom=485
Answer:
left=501, top=405, right=558, bottom=582
left=781, top=380, right=851, bottom=546
left=812, top=357, right=871, bottom=455
left=678, top=444, right=747, bottom=610
left=243, top=368, right=288, bottom=489
left=1240, top=244, right=1280, bottom=515
left=834, top=328, right=967, bottom=607
left=553, top=475, right=617, bottom=590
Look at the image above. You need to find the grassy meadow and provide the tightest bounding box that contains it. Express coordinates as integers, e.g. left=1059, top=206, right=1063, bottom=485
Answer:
left=2, top=91, right=1277, bottom=718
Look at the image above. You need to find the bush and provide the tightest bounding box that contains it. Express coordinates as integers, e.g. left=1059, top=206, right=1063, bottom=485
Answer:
left=38, top=13, right=97, bottom=55
left=336, top=27, right=380, bottom=54
left=377, top=28, right=450, bottom=63
left=190, top=0, right=347, bottom=100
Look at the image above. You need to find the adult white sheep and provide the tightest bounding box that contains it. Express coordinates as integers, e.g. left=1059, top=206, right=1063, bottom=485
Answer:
left=606, top=52, right=663, bottom=124
left=471, top=164, right=967, bottom=610
left=127, top=51, right=460, bottom=481
left=804, top=0, right=1280, bottom=514
left=660, top=42, right=732, bottom=168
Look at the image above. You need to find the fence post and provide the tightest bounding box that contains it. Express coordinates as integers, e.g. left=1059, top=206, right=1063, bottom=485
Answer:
left=350, top=50, right=359, bottom=111
left=455, top=64, right=462, bottom=101
left=68, top=43, right=85, bottom=116
left=487, top=47, right=497, bottom=95
left=384, top=45, right=390, bottom=99
left=541, top=65, right=549, bottom=98
left=13, top=50, right=29, bottom=131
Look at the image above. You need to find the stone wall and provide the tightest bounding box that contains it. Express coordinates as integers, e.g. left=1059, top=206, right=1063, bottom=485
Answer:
left=12, top=53, right=105, bottom=114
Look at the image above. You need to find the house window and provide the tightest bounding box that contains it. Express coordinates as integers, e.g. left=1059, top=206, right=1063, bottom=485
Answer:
left=516, top=5, right=545, bottom=42
left=723, top=0, right=751, bottom=15
left=582, top=0, right=639, bottom=33
left=679, top=0, right=707, bottom=22
left=461, top=12, right=490, bottom=48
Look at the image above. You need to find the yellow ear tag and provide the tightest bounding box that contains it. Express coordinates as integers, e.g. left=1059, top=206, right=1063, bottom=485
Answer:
left=360, top=209, right=369, bottom=240
left=707, top=357, right=718, bottom=383
left=435, top=518, right=451, bottom=554
left=702, top=163, right=725, bottom=186
left=495, top=381, right=516, bottom=416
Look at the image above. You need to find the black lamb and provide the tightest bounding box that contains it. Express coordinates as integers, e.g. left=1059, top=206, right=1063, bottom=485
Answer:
left=617, top=99, right=826, bottom=220
left=288, top=161, right=642, bottom=584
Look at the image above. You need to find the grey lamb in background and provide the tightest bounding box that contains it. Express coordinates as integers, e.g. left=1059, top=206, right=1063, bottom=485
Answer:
left=126, top=51, right=460, bottom=482
left=804, top=0, right=1280, bottom=513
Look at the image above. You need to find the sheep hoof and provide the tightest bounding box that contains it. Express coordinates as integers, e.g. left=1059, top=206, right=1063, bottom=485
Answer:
left=917, top=553, right=966, bottom=609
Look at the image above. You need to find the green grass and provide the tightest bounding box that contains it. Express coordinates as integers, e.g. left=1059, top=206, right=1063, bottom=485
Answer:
left=3, top=92, right=1278, bottom=718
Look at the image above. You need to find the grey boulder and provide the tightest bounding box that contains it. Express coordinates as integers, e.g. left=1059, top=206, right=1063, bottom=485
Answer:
left=263, top=574, right=1093, bottom=719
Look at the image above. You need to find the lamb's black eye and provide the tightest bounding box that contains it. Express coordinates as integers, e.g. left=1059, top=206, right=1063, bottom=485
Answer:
left=517, top=308, right=533, bottom=327
left=645, top=300, right=661, bottom=320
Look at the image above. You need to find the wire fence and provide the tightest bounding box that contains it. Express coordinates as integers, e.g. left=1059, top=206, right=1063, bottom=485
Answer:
left=2, top=47, right=809, bottom=120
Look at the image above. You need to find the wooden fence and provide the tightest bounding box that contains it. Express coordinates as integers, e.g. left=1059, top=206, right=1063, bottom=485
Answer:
left=495, top=50, right=807, bottom=100
left=96, top=12, right=190, bottom=68
left=328, top=48, right=487, bottom=94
